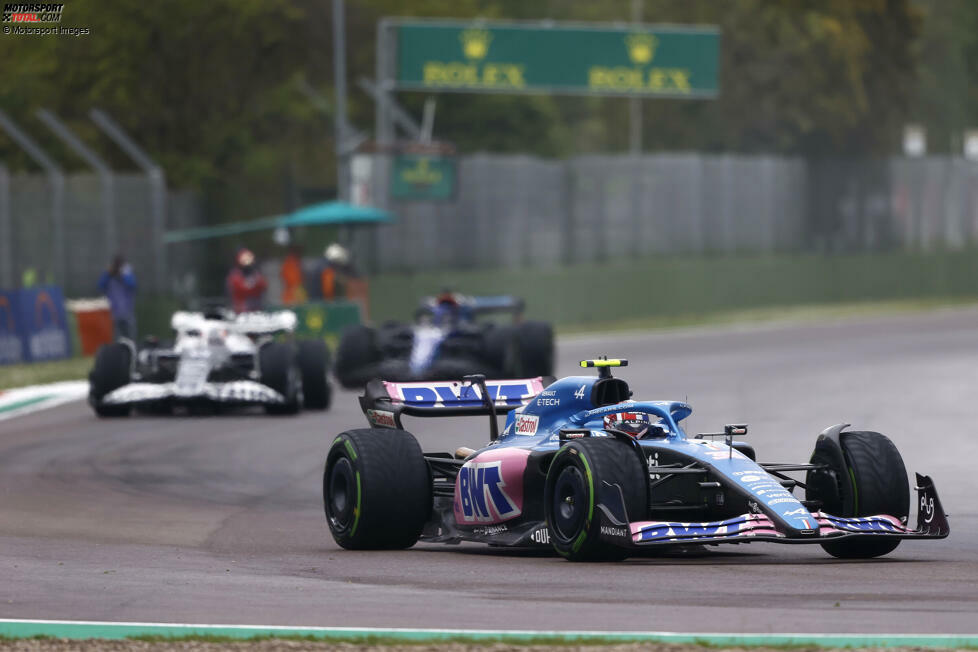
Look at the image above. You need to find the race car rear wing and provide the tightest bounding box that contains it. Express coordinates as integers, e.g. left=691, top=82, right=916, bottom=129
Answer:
left=415, top=295, right=526, bottom=321
left=360, top=374, right=554, bottom=433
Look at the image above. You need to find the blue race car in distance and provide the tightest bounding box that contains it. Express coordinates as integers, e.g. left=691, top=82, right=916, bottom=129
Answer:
left=333, top=292, right=553, bottom=389
left=322, top=358, right=948, bottom=561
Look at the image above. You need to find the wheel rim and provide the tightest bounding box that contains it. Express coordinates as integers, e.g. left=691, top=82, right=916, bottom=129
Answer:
left=328, top=457, right=356, bottom=532
left=551, top=465, right=587, bottom=542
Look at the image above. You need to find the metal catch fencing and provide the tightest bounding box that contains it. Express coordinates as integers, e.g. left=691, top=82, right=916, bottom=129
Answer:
left=374, top=154, right=978, bottom=273
left=0, top=171, right=199, bottom=296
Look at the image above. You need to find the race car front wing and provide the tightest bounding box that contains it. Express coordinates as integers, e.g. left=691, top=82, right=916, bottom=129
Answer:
left=100, top=380, right=285, bottom=406
left=621, top=473, right=948, bottom=547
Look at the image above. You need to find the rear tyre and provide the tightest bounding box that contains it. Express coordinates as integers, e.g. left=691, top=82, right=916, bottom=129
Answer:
left=89, top=342, right=132, bottom=417
left=334, top=325, right=379, bottom=389
left=544, top=438, right=646, bottom=561
left=323, top=428, right=431, bottom=549
left=260, top=342, right=300, bottom=415
left=514, top=321, right=554, bottom=377
left=807, top=430, right=909, bottom=559
left=297, top=339, right=332, bottom=410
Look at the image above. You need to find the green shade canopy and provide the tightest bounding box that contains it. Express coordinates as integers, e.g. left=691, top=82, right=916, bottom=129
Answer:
left=281, top=201, right=393, bottom=228
left=164, top=201, right=394, bottom=244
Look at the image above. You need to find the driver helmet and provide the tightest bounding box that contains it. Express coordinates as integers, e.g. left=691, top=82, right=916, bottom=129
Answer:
left=436, top=288, right=458, bottom=307
left=603, top=411, right=663, bottom=439
left=324, top=243, right=350, bottom=266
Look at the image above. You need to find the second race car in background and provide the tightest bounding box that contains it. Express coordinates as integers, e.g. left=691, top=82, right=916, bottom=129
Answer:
left=333, top=292, right=554, bottom=389
left=88, top=307, right=332, bottom=416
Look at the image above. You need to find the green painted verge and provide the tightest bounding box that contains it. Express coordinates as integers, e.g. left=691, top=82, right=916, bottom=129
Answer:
left=0, top=620, right=976, bottom=647
left=0, top=394, right=52, bottom=414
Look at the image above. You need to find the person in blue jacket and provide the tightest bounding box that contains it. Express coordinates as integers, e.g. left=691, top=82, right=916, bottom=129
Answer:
left=97, top=255, right=137, bottom=340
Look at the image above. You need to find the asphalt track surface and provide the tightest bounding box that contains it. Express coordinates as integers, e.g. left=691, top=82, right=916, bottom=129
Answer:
left=1, top=309, right=977, bottom=633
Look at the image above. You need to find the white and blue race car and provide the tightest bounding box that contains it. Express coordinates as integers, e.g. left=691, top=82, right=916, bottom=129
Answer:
left=89, top=307, right=331, bottom=416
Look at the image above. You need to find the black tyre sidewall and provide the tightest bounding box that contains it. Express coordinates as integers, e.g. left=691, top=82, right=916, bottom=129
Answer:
left=260, top=342, right=300, bottom=414
left=515, top=321, right=554, bottom=377
left=544, top=438, right=646, bottom=561
left=297, top=339, right=331, bottom=410
left=90, top=343, right=132, bottom=417
left=323, top=429, right=431, bottom=550
left=334, top=325, right=379, bottom=389
left=818, top=431, right=909, bottom=559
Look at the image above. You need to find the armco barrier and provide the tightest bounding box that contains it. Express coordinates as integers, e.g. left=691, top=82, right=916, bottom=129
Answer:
left=0, top=286, right=73, bottom=365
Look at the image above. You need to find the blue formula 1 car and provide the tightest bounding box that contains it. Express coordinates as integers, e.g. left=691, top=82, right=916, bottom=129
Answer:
left=332, top=292, right=553, bottom=389
left=322, top=358, right=948, bottom=561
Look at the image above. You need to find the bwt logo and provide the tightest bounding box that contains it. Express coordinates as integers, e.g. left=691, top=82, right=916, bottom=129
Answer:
left=395, top=382, right=533, bottom=407
left=2, top=3, right=63, bottom=22
left=456, top=461, right=519, bottom=523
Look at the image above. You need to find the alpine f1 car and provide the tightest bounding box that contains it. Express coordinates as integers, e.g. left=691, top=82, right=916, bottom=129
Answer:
left=333, top=293, right=553, bottom=389
left=89, top=307, right=332, bottom=416
left=323, top=358, right=948, bottom=560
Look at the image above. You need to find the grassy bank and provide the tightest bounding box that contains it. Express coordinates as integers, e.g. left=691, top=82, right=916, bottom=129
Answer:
left=367, top=250, right=978, bottom=326
left=0, top=356, right=92, bottom=391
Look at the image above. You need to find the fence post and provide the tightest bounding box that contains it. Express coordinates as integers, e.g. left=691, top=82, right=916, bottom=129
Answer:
left=89, top=109, right=167, bottom=293
left=0, top=165, right=10, bottom=289
left=0, top=109, right=66, bottom=287
left=36, top=109, right=117, bottom=262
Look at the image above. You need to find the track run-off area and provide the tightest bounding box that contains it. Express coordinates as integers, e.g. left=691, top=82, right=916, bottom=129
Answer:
left=1, top=308, right=977, bottom=635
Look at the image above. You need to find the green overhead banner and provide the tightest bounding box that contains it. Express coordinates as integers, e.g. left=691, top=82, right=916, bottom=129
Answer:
left=394, top=21, right=720, bottom=97
left=390, top=155, right=456, bottom=201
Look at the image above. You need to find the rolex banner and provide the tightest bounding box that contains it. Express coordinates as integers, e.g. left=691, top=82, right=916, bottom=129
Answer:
left=394, top=21, right=719, bottom=97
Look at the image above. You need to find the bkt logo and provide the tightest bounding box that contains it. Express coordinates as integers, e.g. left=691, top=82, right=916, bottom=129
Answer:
left=393, top=381, right=534, bottom=407
left=456, top=461, right=519, bottom=523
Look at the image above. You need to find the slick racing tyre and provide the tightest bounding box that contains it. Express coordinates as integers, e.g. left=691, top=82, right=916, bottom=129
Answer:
left=334, top=325, right=380, bottom=389
left=514, top=321, right=554, bottom=377
left=544, top=438, right=646, bottom=561
left=323, top=428, right=431, bottom=550
left=806, top=430, right=910, bottom=559
left=260, top=342, right=301, bottom=415
left=297, top=339, right=332, bottom=410
left=89, top=342, right=132, bottom=417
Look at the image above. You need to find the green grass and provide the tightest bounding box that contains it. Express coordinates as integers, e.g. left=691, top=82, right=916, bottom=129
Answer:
left=368, top=249, right=978, bottom=327
left=3, top=633, right=973, bottom=650
left=0, top=356, right=92, bottom=390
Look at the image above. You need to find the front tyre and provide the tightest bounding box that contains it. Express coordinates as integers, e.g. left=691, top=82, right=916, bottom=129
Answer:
left=323, top=428, right=431, bottom=550
left=260, top=342, right=301, bottom=415
left=297, top=339, right=332, bottom=410
left=515, top=321, right=554, bottom=377
left=89, top=342, right=132, bottom=417
left=807, top=430, right=909, bottom=559
left=544, top=438, right=646, bottom=561
left=334, top=325, right=380, bottom=389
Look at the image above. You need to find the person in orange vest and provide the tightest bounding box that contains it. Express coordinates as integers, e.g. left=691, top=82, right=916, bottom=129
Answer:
left=280, top=245, right=307, bottom=305
left=226, top=248, right=267, bottom=313
left=319, top=243, right=358, bottom=300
